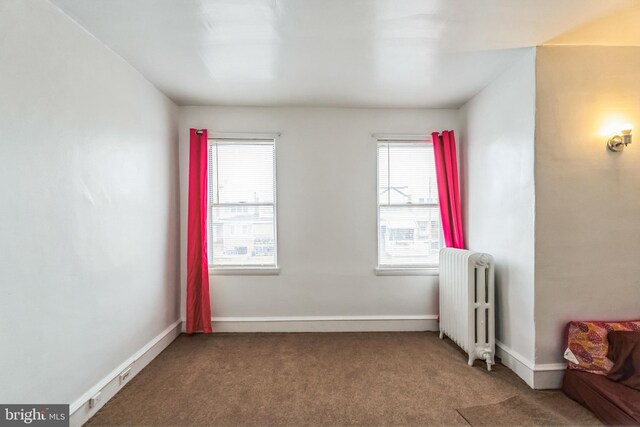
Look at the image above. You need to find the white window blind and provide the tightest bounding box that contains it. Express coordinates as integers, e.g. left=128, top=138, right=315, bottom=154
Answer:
left=208, top=139, right=277, bottom=267
left=377, top=141, right=441, bottom=267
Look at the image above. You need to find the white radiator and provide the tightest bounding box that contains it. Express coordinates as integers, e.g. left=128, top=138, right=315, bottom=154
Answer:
left=439, top=248, right=495, bottom=371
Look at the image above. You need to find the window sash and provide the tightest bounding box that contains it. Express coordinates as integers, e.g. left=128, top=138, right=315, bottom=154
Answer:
left=208, top=140, right=276, bottom=205
left=377, top=205, right=442, bottom=268
left=376, top=140, right=442, bottom=268
left=208, top=204, right=277, bottom=267
left=207, top=138, right=277, bottom=268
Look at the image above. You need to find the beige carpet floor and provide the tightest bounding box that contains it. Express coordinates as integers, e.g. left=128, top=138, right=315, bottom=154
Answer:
left=86, top=332, right=599, bottom=426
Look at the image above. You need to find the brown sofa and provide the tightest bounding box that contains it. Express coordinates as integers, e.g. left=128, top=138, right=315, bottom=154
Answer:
left=563, top=369, right=639, bottom=425
left=562, top=324, right=640, bottom=425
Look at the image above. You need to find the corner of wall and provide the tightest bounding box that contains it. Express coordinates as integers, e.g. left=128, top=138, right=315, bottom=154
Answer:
left=458, top=47, right=538, bottom=386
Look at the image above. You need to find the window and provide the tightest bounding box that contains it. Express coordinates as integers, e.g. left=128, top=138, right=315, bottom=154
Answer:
left=377, top=140, right=441, bottom=268
left=208, top=137, right=277, bottom=268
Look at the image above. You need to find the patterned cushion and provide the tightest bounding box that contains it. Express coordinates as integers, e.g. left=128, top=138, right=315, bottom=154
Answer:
left=564, top=320, right=640, bottom=375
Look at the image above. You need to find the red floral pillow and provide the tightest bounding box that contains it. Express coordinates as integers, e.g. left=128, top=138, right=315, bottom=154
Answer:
left=564, top=320, right=640, bottom=375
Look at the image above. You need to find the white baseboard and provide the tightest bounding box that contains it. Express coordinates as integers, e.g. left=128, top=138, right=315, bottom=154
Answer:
left=496, top=341, right=535, bottom=387
left=532, top=368, right=567, bottom=389
left=180, top=315, right=439, bottom=333
left=69, top=319, right=182, bottom=427
left=496, top=341, right=566, bottom=389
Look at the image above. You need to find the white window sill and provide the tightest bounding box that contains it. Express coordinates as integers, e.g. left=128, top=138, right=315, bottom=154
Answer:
left=209, top=267, right=280, bottom=276
left=374, top=267, right=439, bottom=276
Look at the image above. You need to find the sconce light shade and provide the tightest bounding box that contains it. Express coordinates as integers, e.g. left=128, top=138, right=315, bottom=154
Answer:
left=608, top=125, right=633, bottom=152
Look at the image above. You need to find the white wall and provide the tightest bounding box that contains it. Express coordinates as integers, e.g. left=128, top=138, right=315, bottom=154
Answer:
left=458, top=49, right=537, bottom=364
left=179, top=106, right=458, bottom=328
left=0, top=0, right=180, bottom=405
left=535, top=46, right=640, bottom=364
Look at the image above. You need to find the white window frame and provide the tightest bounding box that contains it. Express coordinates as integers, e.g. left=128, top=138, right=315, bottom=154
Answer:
left=207, top=132, right=280, bottom=276
left=373, top=134, right=441, bottom=276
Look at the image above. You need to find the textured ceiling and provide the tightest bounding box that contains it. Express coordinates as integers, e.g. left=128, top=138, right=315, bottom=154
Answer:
left=51, top=0, right=635, bottom=108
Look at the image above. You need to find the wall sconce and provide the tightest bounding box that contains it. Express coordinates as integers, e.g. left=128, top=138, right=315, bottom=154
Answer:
left=607, top=124, right=633, bottom=152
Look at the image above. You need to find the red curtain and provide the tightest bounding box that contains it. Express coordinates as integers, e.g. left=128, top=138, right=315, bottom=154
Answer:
left=186, top=128, right=212, bottom=333
left=432, top=130, right=465, bottom=249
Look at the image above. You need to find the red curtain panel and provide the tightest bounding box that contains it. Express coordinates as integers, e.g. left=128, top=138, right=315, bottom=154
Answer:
left=186, top=128, right=212, bottom=333
left=432, top=130, right=465, bottom=249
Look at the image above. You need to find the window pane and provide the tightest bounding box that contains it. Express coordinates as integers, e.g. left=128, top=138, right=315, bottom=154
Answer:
left=209, top=205, right=275, bottom=266
left=216, top=143, right=274, bottom=204
left=388, top=144, right=438, bottom=205
left=378, top=205, right=441, bottom=266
